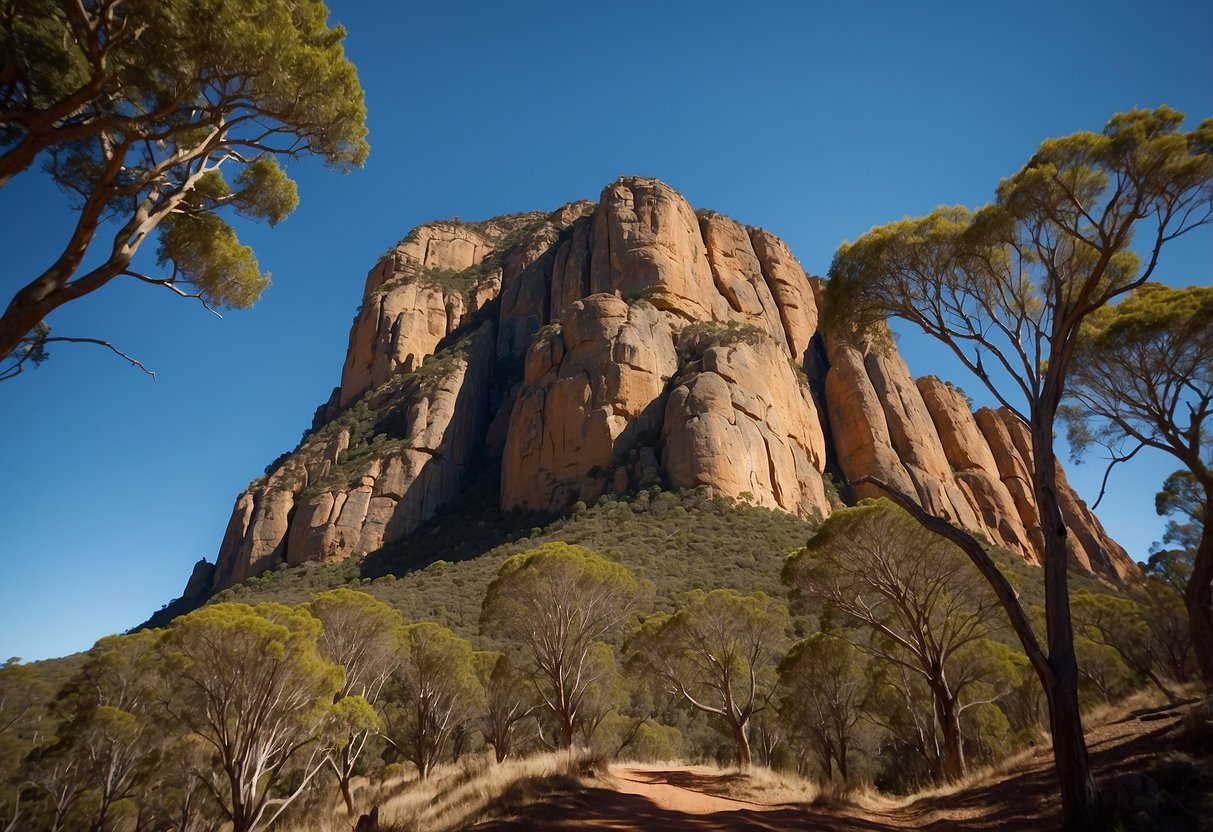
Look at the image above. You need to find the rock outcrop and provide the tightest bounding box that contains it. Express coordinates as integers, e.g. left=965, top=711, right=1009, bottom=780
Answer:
left=199, top=176, right=1136, bottom=595
left=663, top=330, right=830, bottom=519
left=502, top=295, right=678, bottom=512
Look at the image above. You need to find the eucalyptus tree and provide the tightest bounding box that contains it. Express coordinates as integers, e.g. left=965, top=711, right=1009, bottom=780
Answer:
left=481, top=543, right=641, bottom=749
left=32, top=630, right=161, bottom=832
left=0, top=659, right=50, bottom=832
left=1071, top=590, right=1183, bottom=701
left=777, top=633, right=870, bottom=782
left=783, top=501, right=1002, bottom=781
left=477, top=653, right=538, bottom=764
left=824, top=107, right=1213, bottom=827
left=159, top=602, right=345, bottom=832
left=627, top=589, right=788, bottom=768
left=1063, top=282, right=1213, bottom=688
left=307, top=589, right=402, bottom=816
left=0, top=0, right=369, bottom=376
left=382, top=623, right=483, bottom=780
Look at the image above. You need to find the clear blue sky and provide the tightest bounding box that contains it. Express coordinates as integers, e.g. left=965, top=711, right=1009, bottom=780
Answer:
left=2, top=0, right=1210, bottom=661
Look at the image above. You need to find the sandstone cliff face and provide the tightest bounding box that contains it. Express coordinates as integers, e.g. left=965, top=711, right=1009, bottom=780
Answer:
left=916, top=377, right=1034, bottom=557
left=211, top=322, right=493, bottom=588
left=502, top=295, right=678, bottom=511
left=663, top=330, right=830, bottom=519
left=200, top=176, right=1136, bottom=596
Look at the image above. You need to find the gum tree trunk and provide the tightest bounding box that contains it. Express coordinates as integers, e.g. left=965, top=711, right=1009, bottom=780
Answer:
left=1032, top=412, right=1098, bottom=830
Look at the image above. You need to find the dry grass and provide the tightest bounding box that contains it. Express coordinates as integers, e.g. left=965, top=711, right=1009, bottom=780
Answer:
left=810, top=777, right=886, bottom=812
left=887, top=747, right=1038, bottom=807
left=282, top=691, right=1212, bottom=832
left=1084, top=684, right=1198, bottom=728
left=381, top=750, right=586, bottom=832
left=281, top=750, right=590, bottom=832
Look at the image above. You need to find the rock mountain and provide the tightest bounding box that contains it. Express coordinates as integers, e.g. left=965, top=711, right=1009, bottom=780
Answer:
left=183, top=177, right=1135, bottom=599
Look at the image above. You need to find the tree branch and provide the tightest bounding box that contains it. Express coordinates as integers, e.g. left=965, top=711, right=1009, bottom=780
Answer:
left=42, top=337, right=155, bottom=380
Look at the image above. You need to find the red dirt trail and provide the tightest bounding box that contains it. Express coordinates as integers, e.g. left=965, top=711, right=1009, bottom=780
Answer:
left=470, top=701, right=1204, bottom=831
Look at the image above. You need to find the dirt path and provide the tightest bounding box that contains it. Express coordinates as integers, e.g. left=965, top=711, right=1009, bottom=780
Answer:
left=611, top=767, right=785, bottom=814
left=470, top=700, right=1201, bottom=831
left=472, top=764, right=901, bottom=831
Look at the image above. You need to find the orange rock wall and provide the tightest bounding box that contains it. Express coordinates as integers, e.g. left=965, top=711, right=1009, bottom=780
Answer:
left=204, top=177, right=1136, bottom=593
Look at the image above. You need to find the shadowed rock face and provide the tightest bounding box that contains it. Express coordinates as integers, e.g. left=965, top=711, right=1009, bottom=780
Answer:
left=200, top=176, right=1135, bottom=594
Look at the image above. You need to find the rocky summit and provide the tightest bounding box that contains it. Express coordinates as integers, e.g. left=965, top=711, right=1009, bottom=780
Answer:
left=187, top=176, right=1136, bottom=598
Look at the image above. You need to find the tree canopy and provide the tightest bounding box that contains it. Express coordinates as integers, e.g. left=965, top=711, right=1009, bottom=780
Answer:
left=481, top=542, right=641, bottom=748
left=1063, top=281, right=1213, bottom=687
left=0, top=0, right=369, bottom=377
left=383, top=622, right=483, bottom=780
left=627, top=589, right=789, bottom=768
left=826, top=108, right=1212, bottom=422
left=306, top=589, right=402, bottom=815
left=824, top=106, right=1213, bottom=827
left=777, top=633, right=869, bottom=782
left=784, top=500, right=1001, bottom=780
left=159, top=602, right=344, bottom=832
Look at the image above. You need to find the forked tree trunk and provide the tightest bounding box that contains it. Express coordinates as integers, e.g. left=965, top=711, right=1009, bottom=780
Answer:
left=858, top=452, right=1100, bottom=829
left=732, top=718, right=752, bottom=769
left=558, top=712, right=575, bottom=749
left=929, top=680, right=965, bottom=781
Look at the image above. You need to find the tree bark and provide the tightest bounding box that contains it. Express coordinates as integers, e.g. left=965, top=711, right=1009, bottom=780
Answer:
left=1032, top=414, right=1098, bottom=831
left=559, top=713, right=575, bottom=749
left=1187, top=505, right=1213, bottom=689
left=340, top=776, right=355, bottom=819
left=732, top=719, right=752, bottom=769
left=930, top=680, right=966, bottom=781
left=89, top=801, right=110, bottom=832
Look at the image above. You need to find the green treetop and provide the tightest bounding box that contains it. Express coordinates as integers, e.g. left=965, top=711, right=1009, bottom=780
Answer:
left=481, top=542, right=642, bottom=749
left=0, top=0, right=369, bottom=377
left=824, top=106, right=1213, bottom=829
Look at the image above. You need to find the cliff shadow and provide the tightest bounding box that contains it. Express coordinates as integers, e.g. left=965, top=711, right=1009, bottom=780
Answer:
left=359, top=463, right=554, bottom=580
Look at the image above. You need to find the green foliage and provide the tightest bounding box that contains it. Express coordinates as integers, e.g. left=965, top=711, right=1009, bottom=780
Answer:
left=155, top=212, right=269, bottom=309
left=0, top=658, right=52, bottom=829
left=628, top=589, right=789, bottom=765
left=1074, top=635, right=1135, bottom=705
left=826, top=106, right=1212, bottom=416
left=256, top=334, right=481, bottom=498
left=478, top=653, right=538, bottom=763
left=234, top=157, right=301, bottom=225
left=1072, top=589, right=1187, bottom=698
left=1154, top=469, right=1205, bottom=555
left=777, top=632, right=870, bottom=782
left=373, top=212, right=550, bottom=303
left=1064, top=282, right=1213, bottom=477
left=383, top=622, right=483, bottom=779
left=812, top=104, right=1213, bottom=804
left=19, top=631, right=162, bottom=832
left=677, top=320, right=770, bottom=355
left=160, top=602, right=343, bottom=831
left=786, top=500, right=1006, bottom=780
left=482, top=542, right=640, bottom=747
left=307, top=588, right=403, bottom=697
left=0, top=0, right=369, bottom=370
left=205, top=483, right=826, bottom=643
left=623, top=720, right=685, bottom=762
